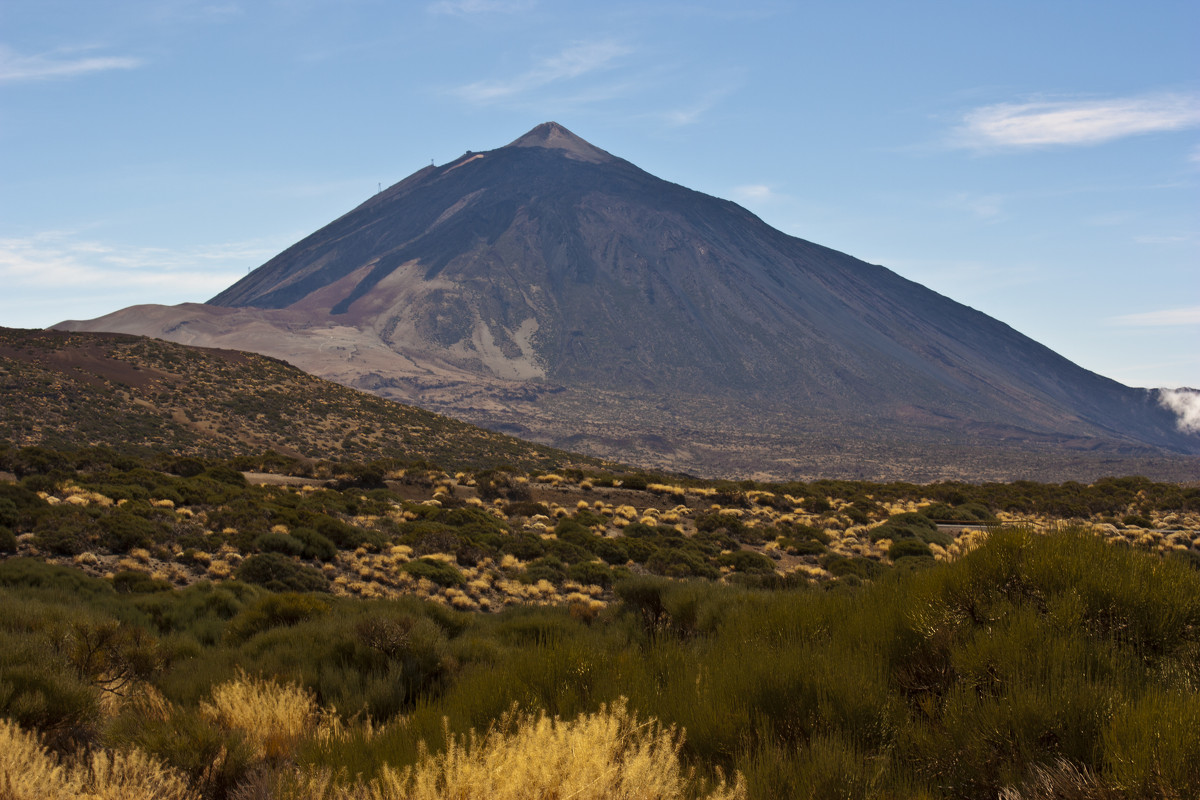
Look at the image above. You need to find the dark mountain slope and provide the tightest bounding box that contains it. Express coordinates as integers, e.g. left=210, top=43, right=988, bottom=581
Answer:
left=59, top=123, right=1198, bottom=480
left=0, top=327, right=602, bottom=472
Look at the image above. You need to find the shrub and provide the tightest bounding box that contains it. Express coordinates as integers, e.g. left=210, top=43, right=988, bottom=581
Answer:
left=225, top=592, right=329, bottom=643
left=358, top=700, right=745, bottom=800
left=888, top=538, right=933, bottom=560
left=0, top=524, right=16, bottom=554
left=823, top=555, right=886, bottom=580
left=98, top=511, right=160, bottom=554
left=718, top=550, right=777, bottom=574
left=403, top=558, right=465, bottom=588
left=647, top=546, right=719, bottom=580
left=593, top=538, right=629, bottom=565
left=291, top=527, right=337, bottom=561
left=201, top=464, right=247, bottom=487
left=252, top=532, right=306, bottom=558
left=519, top=556, right=567, bottom=586
left=235, top=553, right=329, bottom=593
left=567, top=560, right=614, bottom=588
left=112, top=571, right=173, bottom=594
left=33, top=509, right=100, bottom=556
left=501, top=533, right=546, bottom=561
left=200, top=671, right=320, bottom=763
left=780, top=537, right=826, bottom=556
left=545, top=539, right=591, bottom=565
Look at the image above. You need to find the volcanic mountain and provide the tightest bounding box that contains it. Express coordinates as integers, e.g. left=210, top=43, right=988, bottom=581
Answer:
left=57, top=122, right=1199, bottom=481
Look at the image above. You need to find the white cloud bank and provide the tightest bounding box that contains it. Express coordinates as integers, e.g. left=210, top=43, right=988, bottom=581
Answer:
left=1158, top=388, right=1200, bottom=434
left=956, top=92, right=1200, bottom=149
left=0, top=45, right=143, bottom=83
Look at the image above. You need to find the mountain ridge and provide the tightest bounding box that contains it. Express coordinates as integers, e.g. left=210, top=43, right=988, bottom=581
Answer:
left=57, top=123, right=1200, bottom=481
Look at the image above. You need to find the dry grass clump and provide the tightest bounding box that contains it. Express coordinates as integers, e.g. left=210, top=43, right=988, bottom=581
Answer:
left=0, top=717, right=79, bottom=799
left=341, top=699, right=746, bottom=800
left=0, top=718, right=195, bottom=800
left=200, top=672, right=325, bottom=763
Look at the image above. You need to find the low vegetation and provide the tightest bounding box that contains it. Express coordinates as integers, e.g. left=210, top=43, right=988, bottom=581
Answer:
left=1, top=524, right=1197, bottom=799
left=2, top=329, right=1199, bottom=797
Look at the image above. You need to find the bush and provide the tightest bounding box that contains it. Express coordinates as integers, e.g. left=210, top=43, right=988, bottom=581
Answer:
left=235, top=553, right=329, bottom=593
left=717, top=550, right=777, bottom=574
left=112, top=570, right=173, bottom=593
left=33, top=508, right=99, bottom=556
left=780, top=536, right=826, bottom=556
left=253, top=532, right=306, bottom=558
left=404, top=558, right=465, bottom=587
left=0, top=525, right=16, bottom=554
left=646, top=546, right=719, bottom=579
left=567, top=560, right=614, bottom=588
left=520, top=556, right=567, bottom=585
left=99, top=510, right=160, bottom=554
left=225, top=592, right=329, bottom=642
left=889, top=538, right=933, bottom=560
left=593, top=538, right=628, bottom=565
left=291, top=527, right=337, bottom=561
left=824, top=555, right=886, bottom=580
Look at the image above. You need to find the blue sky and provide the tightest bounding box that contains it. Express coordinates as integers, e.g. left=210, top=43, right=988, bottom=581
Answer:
left=1, top=0, right=1197, bottom=389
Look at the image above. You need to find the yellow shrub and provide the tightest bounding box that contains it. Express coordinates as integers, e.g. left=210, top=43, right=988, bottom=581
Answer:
left=81, top=748, right=197, bottom=800
left=369, top=700, right=745, bottom=800
left=0, top=718, right=80, bottom=799
left=200, top=672, right=322, bottom=763
left=0, top=718, right=194, bottom=800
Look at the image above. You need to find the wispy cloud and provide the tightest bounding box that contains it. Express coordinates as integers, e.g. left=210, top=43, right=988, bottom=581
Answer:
left=661, top=83, right=737, bottom=126
left=733, top=184, right=783, bottom=203
left=0, top=45, right=143, bottom=84
left=429, top=0, right=535, bottom=15
left=451, top=40, right=630, bottom=104
left=954, top=92, right=1200, bottom=150
left=1112, top=305, right=1200, bottom=327
left=0, top=232, right=267, bottom=297
left=949, top=192, right=1005, bottom=221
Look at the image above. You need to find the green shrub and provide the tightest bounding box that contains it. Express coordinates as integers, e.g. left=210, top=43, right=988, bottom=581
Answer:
left=646, top=546, right=718, bottom=579
left=780, top=536, right=826, bottom=556
left=291, top=527, right=337, bottom=561
left=567, top=560, right=613, bottom=588
left=718, top=550, right=777, bottom=574
left=33, top=508, right=99, bottom=556
left=889, top=538, right=933, bottom=560
left=592, top=537, right=628, bottom=565
left=0, top=525, right=16, bottom=554
left=225, top=592, right=329, bottom=642
left=202, top=464, right=247, bottom=486
left=112, top=570, right=173, bottom=593
left=235, top=553, right=329, bottom=593
left=545, top=539, right=591, bottom=564
left=519, top=556, right=567, bottom=585
left=253, top=531, right=306, bottom=557
left=823, top=555, right=886, bottom=580
left=403, top=557, right=465, bottom=587
left=501, top=533, right=546, bottom=560
left=98, top=510, right=159, bottom=553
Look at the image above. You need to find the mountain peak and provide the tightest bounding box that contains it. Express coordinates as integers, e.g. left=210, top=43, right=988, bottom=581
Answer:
left=504, top=122, right=615, bottom=163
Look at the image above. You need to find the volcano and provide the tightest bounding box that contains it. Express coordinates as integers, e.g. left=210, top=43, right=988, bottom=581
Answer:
left=57, top=122, right=1199, bottom=481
